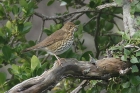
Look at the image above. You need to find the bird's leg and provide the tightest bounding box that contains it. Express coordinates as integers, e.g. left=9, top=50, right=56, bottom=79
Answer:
left=53, top=54, right=62, bottom=66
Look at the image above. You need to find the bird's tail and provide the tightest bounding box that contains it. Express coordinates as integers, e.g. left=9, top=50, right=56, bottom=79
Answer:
left=22, top=48, right=31, bottom=52
left=22, top=46, right=37, bottom=52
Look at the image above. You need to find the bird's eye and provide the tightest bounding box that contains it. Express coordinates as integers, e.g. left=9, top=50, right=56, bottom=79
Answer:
left=70, top=26, right=73, bottom=29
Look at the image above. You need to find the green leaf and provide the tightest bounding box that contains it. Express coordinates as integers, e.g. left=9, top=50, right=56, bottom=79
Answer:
left=44, top=28, right=52, bottom=36
left=60, top=1, right=67, bottom=6
left=28, top=1, right=36, bottom=9
left=136, top=51, right=140, bottom=56
left=74, top=20, right=81, bottom=25
left=75, top=24, right=83, bottom=38
left=0, top=72, right=6, bottom=85
left=17, top=23, right=24, bottom=32
left=31, top=55, right=41, bottom=72
left=19, top=0, right=28, bottom=7
left=130, top=56, right=139, bottom=63
left=2, top=46, right=12, bottom=60
left=105, top=21, right=114, bottom=31
left=130, top=76, right=140, bottom=85
left=18, top=22, right=32, bottom=34
left=98, top=36, right=109, bottom=48
left=124, top=49, right=131, bottom=56
left=132, top=30, right=140, bottom=39
left=50, top=24, right=62, bottom=33
left=55, top=24, right=62, bottom=29
left=36, top=68, right=43, bottom=75
left=117, top=31, right=124, bottom=36
left=113, top=7, right=122, bottom=14
left=0, top=4, right=5, bottom=19
left=81, top=51, right=94, bottom=61
left=11, top=64, right=19, bottom=74
left=89, top=1, right=95, bottom=8
left=47, top=0, right=55, bottom=6
left=121, top=55, right=127, bottom=61
left=85, top=12, right=94, bottom=18
left=12, top=5, right=20, bottom=16
left=122, top=32, right=130, bottom=40
left=122, top=88, right=129, bottom=93
left=41, top=62, right=47, bottom=70
left=23, top=22, right=32, bottom=33
left=83, top=24, right=90, bottom=32
left=114, top=0, right=123, bottom=5
left=131, top=65, right=139, bottom=73
left=6, top=21, right=12, bottom=29
left=122, top=82, right=130, bottom=88
left=136, top=3, right=140, bottom=12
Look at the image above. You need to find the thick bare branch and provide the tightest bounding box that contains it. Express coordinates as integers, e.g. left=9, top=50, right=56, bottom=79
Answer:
left=7, top=58, right=130, bottom=93
left=123, top=0, right=136, bottom=36
left=96, top=2, right=120, bottom=10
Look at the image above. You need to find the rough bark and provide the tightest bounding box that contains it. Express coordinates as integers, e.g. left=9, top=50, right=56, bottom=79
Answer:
left=123, top=0, right=136, bottom=37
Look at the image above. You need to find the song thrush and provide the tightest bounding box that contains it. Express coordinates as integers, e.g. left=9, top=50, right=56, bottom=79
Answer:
left=23, top=22, right=77, bottom=65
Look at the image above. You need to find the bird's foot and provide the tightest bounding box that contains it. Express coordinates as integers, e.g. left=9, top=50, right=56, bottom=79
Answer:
left=55, top=58, right=63, bottom=67
left=53, top=54, right=63, bottom=67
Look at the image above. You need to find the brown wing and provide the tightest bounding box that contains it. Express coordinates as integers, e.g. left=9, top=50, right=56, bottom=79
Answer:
left=23, top=29, right=66, bottom=52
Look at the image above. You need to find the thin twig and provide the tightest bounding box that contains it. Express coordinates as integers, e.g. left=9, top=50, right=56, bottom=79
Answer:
left=37, top=20, right=45, bottom=43
left=41, top=54, right=50, bottom=64
left=34, top=10, right=95, bottom=20
left=70, top=80, right=89, bottom=93
left=94, top=11, right=102, bottom=58
left=36, top=19, right=45, bottom=56
left=104, top=32, right=121, bottom=36
left=84, top=16, right=97, bottom=26
left=107, top=19, right=121, bottom=31
left=111, top=14, right=123, bottom=20
left=24, top=15, right=33, bottom=23
left=8, top=36, right=15, bottom=46
left=112, top=19, right=121, bottom=31
left=70, top=13, right=84, bottom=22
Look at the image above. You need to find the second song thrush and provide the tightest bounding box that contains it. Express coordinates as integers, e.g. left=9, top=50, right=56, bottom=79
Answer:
left=23, top=22, right=77, bottom=65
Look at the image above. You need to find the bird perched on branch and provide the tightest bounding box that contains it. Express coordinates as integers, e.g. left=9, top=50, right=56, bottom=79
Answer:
left=23, top=22, right=77, bottom=65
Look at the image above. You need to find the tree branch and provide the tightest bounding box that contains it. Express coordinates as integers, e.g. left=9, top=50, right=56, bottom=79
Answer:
left=94, top=11, right=102, bottom=58
left=70, top=80, right=89, bottom=93
left=84, top=16, right=97, bottom=26
left=111, top=14, right=123, bottom=20
left=69, top=12, right=84, bottom=22
left=36, top=20, right=45, bottom=56
left=34, top=2, right=120, bottom=21
left=123, top=0, right=136, bottom=37
left=96, top=2, right=121, bottom=10
left=34, top=10, right=95, bottom=20
left=7, top=58, right=130, bottom=93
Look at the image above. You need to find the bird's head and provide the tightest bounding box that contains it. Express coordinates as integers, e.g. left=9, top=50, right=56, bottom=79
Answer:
left=62, top=22, right=77, bottom=33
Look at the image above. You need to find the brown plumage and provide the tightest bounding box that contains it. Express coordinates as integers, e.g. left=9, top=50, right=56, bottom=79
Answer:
left=23, top=22, right=77, bottom=65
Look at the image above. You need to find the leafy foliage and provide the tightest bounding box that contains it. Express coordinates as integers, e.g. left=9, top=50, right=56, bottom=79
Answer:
left=0, top=0, right=140, bottom=93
